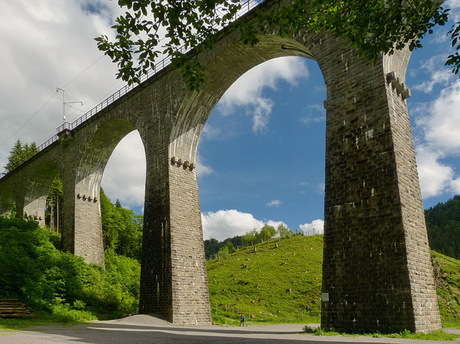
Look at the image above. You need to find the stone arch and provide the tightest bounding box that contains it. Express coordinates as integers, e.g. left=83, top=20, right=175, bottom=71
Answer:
left=170, top=34, right=313, bottom=154
left=138, top=33, right=313, bottom=324
left=62, top=117, right=139, bottom=265
left=0, top=159, right=61, bottom=226
left=140, top=29, right=440, bottom=331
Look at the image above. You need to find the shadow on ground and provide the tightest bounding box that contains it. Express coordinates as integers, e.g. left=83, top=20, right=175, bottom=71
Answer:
left=0, top=315, right=459, bottom=344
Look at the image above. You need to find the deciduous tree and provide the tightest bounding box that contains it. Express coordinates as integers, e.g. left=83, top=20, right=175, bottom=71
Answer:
left=96, top=0, right=454, bottom=90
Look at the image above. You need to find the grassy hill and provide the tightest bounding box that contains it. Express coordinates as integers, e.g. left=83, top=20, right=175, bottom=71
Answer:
left=207, top=235, right=460, bottom=327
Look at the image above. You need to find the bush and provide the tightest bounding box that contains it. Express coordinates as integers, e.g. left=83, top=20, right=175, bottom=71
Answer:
left=0, top=217, right=140, bottom=320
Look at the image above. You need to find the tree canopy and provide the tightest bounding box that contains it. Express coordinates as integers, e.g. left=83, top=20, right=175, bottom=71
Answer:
left=96, top=0, right=455, bottom=90
left=4, top=139, right=38, bottom=172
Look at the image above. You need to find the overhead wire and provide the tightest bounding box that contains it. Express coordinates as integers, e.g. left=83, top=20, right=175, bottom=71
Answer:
left=0, top=53, right=107, bottom=149
left=0, top=92, right=59, bottom=148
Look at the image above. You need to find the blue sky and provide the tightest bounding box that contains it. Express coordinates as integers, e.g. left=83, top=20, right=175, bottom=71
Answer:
left=1, top=0, right=460, bottom=241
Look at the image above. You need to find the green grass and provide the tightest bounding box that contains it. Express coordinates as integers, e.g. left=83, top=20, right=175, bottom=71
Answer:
left=207, top=235, right=323, bottom=325
left=207, top=235, right=460, bottom=329
left=303, top=326, right=458, bottom=341
left=432, top=250, right=460, bottom=328
left=0, top=312, right=85, bottom=331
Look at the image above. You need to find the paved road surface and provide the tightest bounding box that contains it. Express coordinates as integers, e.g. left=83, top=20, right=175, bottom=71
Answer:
left=0, top=315, right=459, bottom=344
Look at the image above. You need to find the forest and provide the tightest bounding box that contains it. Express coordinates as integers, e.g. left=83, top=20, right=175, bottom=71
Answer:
left=426, top=195, right=460, bottom=260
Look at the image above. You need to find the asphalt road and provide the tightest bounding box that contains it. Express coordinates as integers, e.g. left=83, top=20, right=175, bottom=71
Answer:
left=0, top=315, right=459, bottom=344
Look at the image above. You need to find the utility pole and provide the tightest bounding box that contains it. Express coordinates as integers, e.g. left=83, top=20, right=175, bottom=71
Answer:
left=56, top=87, right=83, bottom=123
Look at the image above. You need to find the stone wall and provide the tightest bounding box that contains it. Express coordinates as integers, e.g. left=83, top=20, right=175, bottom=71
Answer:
left=316, top=35, right=441, bottom=332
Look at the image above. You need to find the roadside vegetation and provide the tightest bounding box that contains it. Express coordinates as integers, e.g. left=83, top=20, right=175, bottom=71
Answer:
left=0, top=216, right=141, bottom=327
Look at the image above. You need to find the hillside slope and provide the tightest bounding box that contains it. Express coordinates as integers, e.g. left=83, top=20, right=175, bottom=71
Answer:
left=207, top=235, right=460, bottom=326
left=425, top=195, right=460, bottom=259
left=208, top=235, right=322, bottom=324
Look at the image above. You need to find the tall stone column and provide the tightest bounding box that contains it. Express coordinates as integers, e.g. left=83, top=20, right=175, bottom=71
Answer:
left=140, top=145, right=211, bottom=325
left=317, top=38, right=441, bottom=333
left=74, top=175, right=104, bottom=265
left=61, top=171, right=104, bottom=265
left=61, top=174, right=75, bottom=254
left=23, top=195, right=47, bottom=226
left=13, top=192, right=25, bottom=219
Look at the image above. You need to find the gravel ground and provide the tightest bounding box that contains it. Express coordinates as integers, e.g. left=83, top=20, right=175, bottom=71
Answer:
left=0, top=315, right=458, bottom=344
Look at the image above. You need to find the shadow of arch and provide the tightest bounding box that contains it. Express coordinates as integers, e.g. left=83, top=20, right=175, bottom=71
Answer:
left=0, top=181, right=15, bottom=218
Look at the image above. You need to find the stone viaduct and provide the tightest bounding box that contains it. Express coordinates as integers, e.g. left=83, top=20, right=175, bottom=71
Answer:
left=0, top=0, right=441, bottom=334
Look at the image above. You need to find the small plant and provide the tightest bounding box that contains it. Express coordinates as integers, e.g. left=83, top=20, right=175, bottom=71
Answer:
left=50, top=304, right=94, bottom=323
left=302, top=325, right=316, bottom=333
left=399, top=329, right=412, bottom=337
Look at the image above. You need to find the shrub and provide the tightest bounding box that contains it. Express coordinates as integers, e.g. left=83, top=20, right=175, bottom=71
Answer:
left=0, top=217, right=140, bottom=320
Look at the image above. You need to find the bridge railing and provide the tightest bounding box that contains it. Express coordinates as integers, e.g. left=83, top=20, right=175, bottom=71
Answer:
left=1, top=0, right=264, bottom=180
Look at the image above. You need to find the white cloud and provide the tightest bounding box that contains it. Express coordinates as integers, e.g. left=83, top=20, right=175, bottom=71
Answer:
left=446, top=0, right=460, bottom=21
left=299, top=219, right=324, bottom=236
left=300, top=104, right=326, bottom=125
left=413, top=81, right=460, bottom=199
left=266, top=200, right=281, bottom=207
left=416, top=83, right=460, bottom=152
left=201, top=209, right=289, bottom=240
left=196, top=154, right=214, bottom=178
left=201, top=124, right=222, bottom=141
left=266, top=220, right=288, bottom=230
left=101, top=131, right=146, bottom=208
left=415, top=147, right=453, bottom=198
left=316, top=182, right=325, bottom=195
left=0, top=0, right=124, bottom=169
left=202, top=209, right=264, bottom=240
left=412, top=55, right=452, bottom=93
left=217, top=56, right=309, bottom=133
left=451, top=177, right=460, bottom=194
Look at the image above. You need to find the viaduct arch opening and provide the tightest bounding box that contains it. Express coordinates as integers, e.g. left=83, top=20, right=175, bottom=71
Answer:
left=197, top=55, right=326, bottom=240
left=196, top=55, right=326, bottom=323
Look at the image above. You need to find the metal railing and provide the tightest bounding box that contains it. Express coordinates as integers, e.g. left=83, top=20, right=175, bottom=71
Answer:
left=0, top=0, right=264, bottom=180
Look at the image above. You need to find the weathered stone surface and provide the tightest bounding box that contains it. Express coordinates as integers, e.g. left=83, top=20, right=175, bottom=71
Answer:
left=0, top=1, right=441, bottom=331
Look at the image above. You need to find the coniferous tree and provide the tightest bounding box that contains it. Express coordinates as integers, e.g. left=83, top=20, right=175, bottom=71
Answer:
left=4, top=139, right=39, bottom=172
left=4, top=140, right=38, bottom=172
left=425, top=195, right=460, bottom=259
left=45, top=177, right=63, bottom=233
